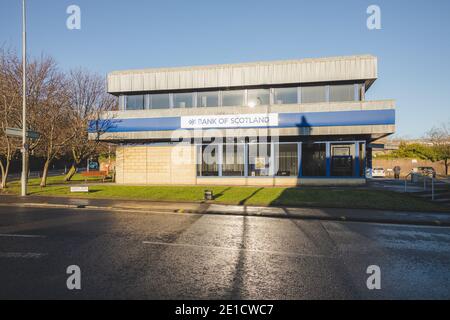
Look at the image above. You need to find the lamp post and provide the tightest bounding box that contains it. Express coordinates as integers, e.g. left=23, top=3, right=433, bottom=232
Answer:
left=21, top=0, right=28, bottom=196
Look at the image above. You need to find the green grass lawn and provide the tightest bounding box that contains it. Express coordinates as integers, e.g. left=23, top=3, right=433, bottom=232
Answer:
left=6, top=173, right=106, bottom=187
left=1, top=175, right=449, bottom=212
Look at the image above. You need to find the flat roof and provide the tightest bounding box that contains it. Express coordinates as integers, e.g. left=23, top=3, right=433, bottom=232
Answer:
left=108, top=55, right=377, bottom=94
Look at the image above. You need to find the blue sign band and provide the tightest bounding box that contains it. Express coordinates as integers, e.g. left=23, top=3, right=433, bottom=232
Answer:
left=89, top=109, right=395, bottom=133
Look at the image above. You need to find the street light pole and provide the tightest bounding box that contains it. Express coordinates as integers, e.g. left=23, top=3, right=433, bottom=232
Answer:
left=21, top=0, right=28, bottom=196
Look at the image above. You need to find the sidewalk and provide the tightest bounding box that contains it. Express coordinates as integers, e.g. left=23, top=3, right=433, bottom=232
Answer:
left=1, top=194, right=450, bottom=227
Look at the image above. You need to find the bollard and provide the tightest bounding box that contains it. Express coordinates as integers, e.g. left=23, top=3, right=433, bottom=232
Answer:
left=431, top=176, right=435, bottom=201
left=204, top=190, right=214, bottom=201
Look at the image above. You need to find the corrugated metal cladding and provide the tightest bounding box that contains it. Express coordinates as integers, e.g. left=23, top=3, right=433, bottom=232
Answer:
left=107, top=55, right=377, bottom=93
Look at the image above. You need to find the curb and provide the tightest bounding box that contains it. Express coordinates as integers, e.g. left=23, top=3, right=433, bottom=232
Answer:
left=3, top=202, right=449, bottom=228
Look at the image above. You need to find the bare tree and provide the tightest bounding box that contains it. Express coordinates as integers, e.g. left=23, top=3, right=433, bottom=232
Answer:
left=26, top=56, right=73, bottom=187
left=63, top=68, right=116, bottom=181
left=0, top=47, right=22, bottom=189
left=426, top=123, right=450, bottom=176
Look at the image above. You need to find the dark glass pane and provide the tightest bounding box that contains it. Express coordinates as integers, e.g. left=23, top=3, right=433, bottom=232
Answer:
left=222, top=144, right=245, bottom=176
left=198, top=144, right=219, bottom=176
left=247, top=89, right=270, bottom=107
left=173, top=93, right=193, bottom=108
left=126, top=95, right=144, bottom=110
left=329, top=84, right=355, bottom=102
left=151, top=94, right=170, bottom=109
left=302, top=143, right=326, bottom=176
left=222, top=90, right=244, bottom=107
left=301, top=86, right=326, bottom=103
left=248, top=143, right=271, bottom=176
left=276, top=144, right=298, bottom=176
left=274, top=87, right=297, bottom=104
left=198, top=91, right=219, bottom=107
left=330, top=143, right=355, bottom=177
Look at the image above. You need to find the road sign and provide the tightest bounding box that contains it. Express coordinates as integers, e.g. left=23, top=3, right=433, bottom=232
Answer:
left=5, top=127, right=40, bottom=140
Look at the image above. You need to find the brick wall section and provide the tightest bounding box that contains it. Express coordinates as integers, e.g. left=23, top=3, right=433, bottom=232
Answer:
left=116, top=145, right=197, bottom=185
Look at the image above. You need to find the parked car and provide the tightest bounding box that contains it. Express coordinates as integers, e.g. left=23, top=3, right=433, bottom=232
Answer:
left=417, top=166, right=436, bottom=178
left=371, top=167, right=385, bottom=178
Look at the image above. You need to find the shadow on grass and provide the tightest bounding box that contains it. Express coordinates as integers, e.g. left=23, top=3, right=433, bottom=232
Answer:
left=267, top=187, right=450, bottom=212
left=238, top=187, right=264, bottom=205
left=212, top=187, right=232, bottom=200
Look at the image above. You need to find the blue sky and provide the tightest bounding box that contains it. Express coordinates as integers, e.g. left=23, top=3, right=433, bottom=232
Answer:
left=1, top=0, right=449, bottom=138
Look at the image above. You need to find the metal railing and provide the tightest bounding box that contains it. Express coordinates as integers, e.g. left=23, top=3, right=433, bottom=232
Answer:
left=404, top=172, right=412, bottom=193
left=404, top=172, right=435, bottom=201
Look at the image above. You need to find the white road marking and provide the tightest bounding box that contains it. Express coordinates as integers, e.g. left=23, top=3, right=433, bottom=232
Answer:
left=0, top=233, right=46, bottom=238
left=142, top=241, right=335, bottom=259
left=0, top=252, right=47, bottom=259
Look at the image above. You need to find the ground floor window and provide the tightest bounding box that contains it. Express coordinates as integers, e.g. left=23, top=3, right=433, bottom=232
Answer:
left=222, top=144, right=245, bottom=176
left=197, top=144, right=219, bottom=176
left=248, top=143, right=271, bottom=176
left=196, top=140, right=365, bottom=178
left=301, top=143, right=326, bottom=177
left=330, top=143, right=355, bottom=177
left=276, top=143, right=298, bottom=176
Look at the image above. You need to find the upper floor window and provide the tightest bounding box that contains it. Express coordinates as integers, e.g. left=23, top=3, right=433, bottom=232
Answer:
left=247, top=89, right=270, bottom=107
left=123, top=82, right=363, bottom=111
left=274, top=87, right=297, bottom=104
left=126, top=94, right=145, bottom=110
left=301, top=86, right=326, bottom=103
left=174, top=93, right=194, bottom=108
left=222, top=90, right=244, bottom=107
left=198, top=91, right=219, bottom=107
left=329, top=84, right=355, bottom=102
left=150, top=93, right=170, bottom=109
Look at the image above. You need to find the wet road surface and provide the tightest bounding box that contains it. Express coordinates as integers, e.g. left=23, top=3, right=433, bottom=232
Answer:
left=0, top=205, right=449, bottom=299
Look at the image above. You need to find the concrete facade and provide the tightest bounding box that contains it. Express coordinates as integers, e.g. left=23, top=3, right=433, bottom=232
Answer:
left=91, top=55, right=396, bottom=186
left=108, top=55, right=377, bottom=93
left=115, top=144, right=365, bottom=186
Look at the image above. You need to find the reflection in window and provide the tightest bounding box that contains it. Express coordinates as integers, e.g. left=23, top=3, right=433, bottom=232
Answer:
left=329, top=84, right=355, bottom=102
left=222, top=90, right=244, bottom=107
left=126, top=95, right=145, bottom=110
left=222, top=144, right=245, bottom=176
left=151, top=94, right=170, bottom=109
left=248, top=143, right=271, bottom=176
left=198, top=91, right=219, bottom=107
left=197, top=145, right=219, bottom=176
left=274, top=87, right=297, bottom=104
left=173, top=93, right=193, bottom=108
left=302, top=143, right=326, bottom=176
left=330, top=143, right=355, bottom=177
left=301, top=86, right=326, bottom=103
left=247, top=89, right=270, bottom=107
left=276, top=144, right=298, bottom=176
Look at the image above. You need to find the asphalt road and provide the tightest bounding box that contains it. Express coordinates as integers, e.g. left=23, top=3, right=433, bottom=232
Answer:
left=0, top=205, right=449, bottom=299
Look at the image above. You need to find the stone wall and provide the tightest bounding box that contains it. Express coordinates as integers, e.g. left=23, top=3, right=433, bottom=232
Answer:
left=372, top=158, right=447, bottom=177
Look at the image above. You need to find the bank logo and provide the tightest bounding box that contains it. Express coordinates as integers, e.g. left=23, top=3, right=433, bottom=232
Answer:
left=181, top=113, right=279, bottom=129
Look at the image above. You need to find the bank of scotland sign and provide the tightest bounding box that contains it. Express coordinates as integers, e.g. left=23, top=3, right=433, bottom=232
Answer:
left=181, top=113, right=279, bottom=129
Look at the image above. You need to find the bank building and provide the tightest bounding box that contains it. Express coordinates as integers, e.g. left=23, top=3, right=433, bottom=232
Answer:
left=90, top=55, right=395, bottom=186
